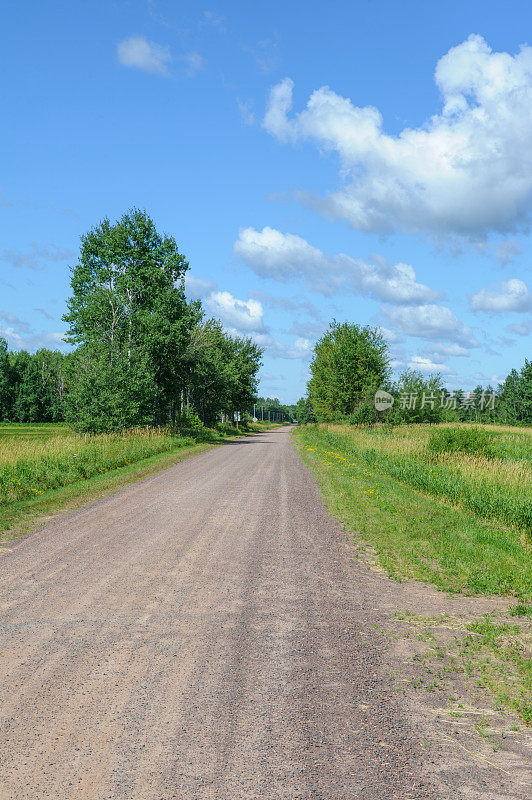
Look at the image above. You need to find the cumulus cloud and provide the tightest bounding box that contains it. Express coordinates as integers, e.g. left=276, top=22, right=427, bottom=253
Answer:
left=382, top=304, right=478, bottom=347
left=252, top=333, right=313, bottom=360
left=470, top=278, right=532, bottom=312
left=234, top=226, right=439, bottom=304
left=408, top=355, right=453, bottom=374
left=223, top=328, right=312, bottom=361
left=426, top=343, right=470, bottom=357
left=117, top=36, right=171, bottom=76
left=184, top=278, right=314, bottom=360
left=205, top=291, right=266, bottom=332
left=264, top=36, right=532, bottom=241
left=380, top=327, right=402, bottom=344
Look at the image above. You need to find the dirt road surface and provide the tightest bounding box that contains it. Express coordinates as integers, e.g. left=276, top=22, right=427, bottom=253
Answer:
left=0, top=427, right=516, bottom=799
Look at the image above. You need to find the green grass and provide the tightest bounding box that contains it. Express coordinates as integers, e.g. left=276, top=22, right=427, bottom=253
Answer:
left=428, top=426, right=496, bottom=458
left=295, top=423, right=532, bottom=726
left=508, top=603, right=532, bottom=618
left=294, top=425, right=531, bottom=600
left=0, top=428, right=202, bottom=505
left=0, top=422, right=71, bottom=439
left=297, top=423, right=532, bottom=541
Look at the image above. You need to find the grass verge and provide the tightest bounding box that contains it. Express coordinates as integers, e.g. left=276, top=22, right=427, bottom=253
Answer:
left=0, top=421, right=286, bottom=545
left=293, top=427, right=531, bottom=600
left=0, top=440, right=214, bottom=545
left=293, top=424, right=532, bottom=726
left=296, top=424, right=531, bottom=539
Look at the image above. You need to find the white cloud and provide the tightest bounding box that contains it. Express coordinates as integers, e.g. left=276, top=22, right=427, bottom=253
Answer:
left=426, top=343, right=470, bottom=357
left=224, top=328, right=312, bottom=361
left=234, top=226, right=439, bottom=304
left=506, top=317, right=532, bottom=336
left=185, top=274, right=217, bottom=300
left=2, top=243, right=74, bottom=270
left=382, top=304, right=478, bottom=347
left=206, top=291, right=266, bottom=332
left=264, top=36, right=532, bottom=241
left=185, top=278, right=315, bottom=361
left=408, top=355, right=453, bottom=374
left=278, top=337, right=313, bottom=360
left=237, top=99, right=256, bottom=126
left=252, top=333, right=313, bottom=360
left=380, top=327, right=402, bottom=344
left=494, top=239, right=522, bottom=266
left=46, top=332, right=66, bottom=344
left=470, top=278, right=532, bottom=312
left=0, top=324, right=67, bottom=352
left=117, top=36, right=171, bottom=76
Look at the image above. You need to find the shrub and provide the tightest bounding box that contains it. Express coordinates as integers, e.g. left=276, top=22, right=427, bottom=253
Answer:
left=428, top=426, right=496, bottom=458
left=172, top=410, right=204, bottom=437
left=347, top=402, right=378, bottom=425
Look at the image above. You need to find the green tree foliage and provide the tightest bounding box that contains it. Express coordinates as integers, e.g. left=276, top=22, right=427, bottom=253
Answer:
left=60, top=208, right=262, bottom=432
left=0, top=338, right=12, bottom=421
left=498, top=360, right=532, bottom=424
left=294, top=396, right=315, bottom=423
left=308, top=321, right=389, bottom=421
left=253, top=397, right=297, bottom=422
left=186, top=320, right=262, bottom=427
left=0, top=345, right=67, bottom=423
left=63, top=343, right=154, bottom=433
left=63, top=208, right=193, bottom=430
left=391, top=370, right=445, bottom=424
left=0, top=210, right=263, bottom=433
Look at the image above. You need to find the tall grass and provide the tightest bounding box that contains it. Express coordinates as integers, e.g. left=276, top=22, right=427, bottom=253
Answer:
left=0, top=420, right=284, bottom=507
left=296, top=423, right=532, bottom=599
left=306, top=424, right=532, bottom=537
left=0, top=427, right=195, bottom=506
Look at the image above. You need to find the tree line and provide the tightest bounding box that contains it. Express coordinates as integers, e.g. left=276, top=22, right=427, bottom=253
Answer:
left=253, top=397, right=297, bottom=423
left=296, top=321, right=532, bottom=425
left=0, top=210, right=263, bottom=432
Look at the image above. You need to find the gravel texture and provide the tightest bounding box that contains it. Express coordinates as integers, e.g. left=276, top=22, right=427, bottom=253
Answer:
left=0, top=427, right=516, bottom=799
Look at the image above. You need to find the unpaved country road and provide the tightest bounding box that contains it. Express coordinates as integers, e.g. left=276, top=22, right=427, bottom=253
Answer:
left=0, top=427, right=452, bottom=799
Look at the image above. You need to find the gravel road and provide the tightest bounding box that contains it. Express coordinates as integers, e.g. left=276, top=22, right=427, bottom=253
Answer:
left=0, top=426, right=447, bottom=799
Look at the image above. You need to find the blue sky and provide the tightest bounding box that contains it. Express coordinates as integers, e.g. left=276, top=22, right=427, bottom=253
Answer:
left=1, top=0, right=531, bottom=403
